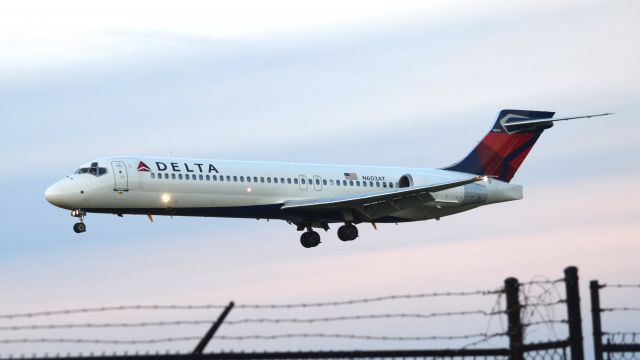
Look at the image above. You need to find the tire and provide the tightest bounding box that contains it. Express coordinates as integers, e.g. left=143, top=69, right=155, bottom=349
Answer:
left=300, top=231, right=320, bottom=248
left=338, top=224, right=358, bottom=241
left=73, top=222, right=86, bottom=233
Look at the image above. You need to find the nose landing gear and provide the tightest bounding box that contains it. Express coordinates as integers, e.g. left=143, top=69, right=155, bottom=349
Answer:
left=71, top=209, right=87, bottom=233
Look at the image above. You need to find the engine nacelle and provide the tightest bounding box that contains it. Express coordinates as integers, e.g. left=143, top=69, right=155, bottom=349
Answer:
left=461, top=183, right=489, bottom=205
left=398, top=174, right=413, bottom=188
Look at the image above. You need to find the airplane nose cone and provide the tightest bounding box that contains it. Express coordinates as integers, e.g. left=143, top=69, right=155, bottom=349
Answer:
left=45, top=183, right=64, bottom=207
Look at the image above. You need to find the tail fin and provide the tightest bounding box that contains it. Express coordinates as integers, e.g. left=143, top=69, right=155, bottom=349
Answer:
left=443, top=109, right=555, bottom=182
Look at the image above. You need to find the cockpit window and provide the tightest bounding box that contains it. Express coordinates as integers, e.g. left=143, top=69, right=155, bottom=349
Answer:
left=75, top=163, right=107, bottom=177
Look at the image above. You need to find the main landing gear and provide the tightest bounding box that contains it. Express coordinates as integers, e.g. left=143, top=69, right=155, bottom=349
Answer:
left=295, top=223, right=360, bottom=248
left=337, top=223, right=358, bottom=242
left=71, top=209, right=87, bottom=233
left=300, top=229, right=321, bottom=248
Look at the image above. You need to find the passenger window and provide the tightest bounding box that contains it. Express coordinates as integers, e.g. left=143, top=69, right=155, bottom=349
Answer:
left=287, top=178, right=292, bottom=184
left=253, top=177, right=258, bottom=182
left=226, top=176, right=231, bottom=181
left=294, top=178, right=298, bottom=184
left=267, top=177, right=272, bottom=183
left=165, top=173, right=169, bottom=179
left=199, top=175, right=204, bottom=180
left=389, top=182, right=393, bottom=188
left=273, top=178, right=278, bottom=184
left=330, top=180, right=334, bottom=186
left=151, top=173, right=155, bottom=179
left=193, top=175, right=197, bottom=181
left=246, top=176, right=251, bottom=183
left=233, top=176, right=238, bottom=182
left=315, top=179, right=320, bottom=185
left=349, top=180, right=354, bottom=186
left=172, top=174, right=176, bottom=180
left=370, top=181, right=374, bottom=187
left=383, top=182, right=387, bottom=188
left=376, top=181, right=380, bottom=187
left=362, top=181, right=366, bottom=187
left=323, top=179, right=327, bottom=185
left=356, top=181, right=360, bottom=186
left=280, top=177, right=285, bottom=184
left=301, top=178, right=305, bottom=185
left=240, top=176, right=244, bottom=182
left=260, top=177, right=265, bottom=183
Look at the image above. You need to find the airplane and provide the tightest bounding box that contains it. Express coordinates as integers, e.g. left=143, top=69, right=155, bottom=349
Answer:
left=45, top=109, right=611, bottom=248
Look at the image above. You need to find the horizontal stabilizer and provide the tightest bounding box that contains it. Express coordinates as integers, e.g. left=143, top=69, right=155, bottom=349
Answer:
left=503, top=112, right=613, bottom=129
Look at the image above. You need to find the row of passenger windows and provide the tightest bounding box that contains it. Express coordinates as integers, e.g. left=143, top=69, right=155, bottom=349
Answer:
left=149, top=173, right=395, bottom=188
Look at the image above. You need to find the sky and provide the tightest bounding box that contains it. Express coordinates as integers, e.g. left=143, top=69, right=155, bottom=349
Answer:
left=1, top=0, right=639, bottom=357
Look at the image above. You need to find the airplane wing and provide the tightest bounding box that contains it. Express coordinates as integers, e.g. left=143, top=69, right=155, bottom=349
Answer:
left=281, top=176, right=483, bottom=220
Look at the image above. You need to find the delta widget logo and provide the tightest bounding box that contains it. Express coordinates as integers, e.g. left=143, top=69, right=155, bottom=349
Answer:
left=137, top=161, right=151, bottom=172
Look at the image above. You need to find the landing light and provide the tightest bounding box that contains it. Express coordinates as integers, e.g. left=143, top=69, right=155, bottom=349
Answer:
left=161, top=193, right=171, bottom=204
left=246, top=187, right=252, bottom=192
left=483, top=176, right=489, bottom=182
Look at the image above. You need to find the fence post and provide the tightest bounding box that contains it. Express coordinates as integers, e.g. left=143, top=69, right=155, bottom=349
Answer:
left=505, top=277, right=523, bottom=360
left=193, top=301, right=234, bottom=355
left=564, top=266, right=584, bottom=360
left=590, top=280, right=604, bottom=360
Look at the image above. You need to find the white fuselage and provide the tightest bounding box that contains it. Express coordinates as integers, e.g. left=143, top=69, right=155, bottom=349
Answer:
left=45, top=156, right=523, bottom=225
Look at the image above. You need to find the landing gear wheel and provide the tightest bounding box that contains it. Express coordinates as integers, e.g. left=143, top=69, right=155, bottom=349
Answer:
left=337, top=224, right=358, bottom=241
left=73, top=222, right=86, bottom=233
left=300, top=230, right=321, bottom=248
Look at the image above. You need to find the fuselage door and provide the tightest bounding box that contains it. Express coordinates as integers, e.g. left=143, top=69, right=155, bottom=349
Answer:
left=298, top=175, right=308, bottom=191
left=111, top=161, right=129, bottom=191
left=313, top=175, right=322, bottom=191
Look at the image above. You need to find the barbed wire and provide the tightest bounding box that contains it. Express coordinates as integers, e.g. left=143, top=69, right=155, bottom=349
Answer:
left=523, top=319, right=568, bottom=327
left=214, top=332, right=508, bottom=341
left=0, top=320, right=212, bottom=331
left=480, top=292, right=506, bottom=344
left=518, top=278, right=564, bottom=287
left=460, top=332, right=507, bottom=349
left=0, top=310, right=505, bottom=331
left=234, top=289, right=503, bottom=309
left=0, top=289, right=502, bottom=320
left=519, top=278, right=566, bottom=342
left=0, top=332, right=508, bottom=345
left=602, top=307, right=640, bottom=312
left=521, top=299, right=566, bottom=308
left=603, top=284, right=640, bottom=289
left=0, top=337, right=200, bottom=345
left=226, top=310, right=505, bottom=324
left=0, top=305, right=226, bottom=320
